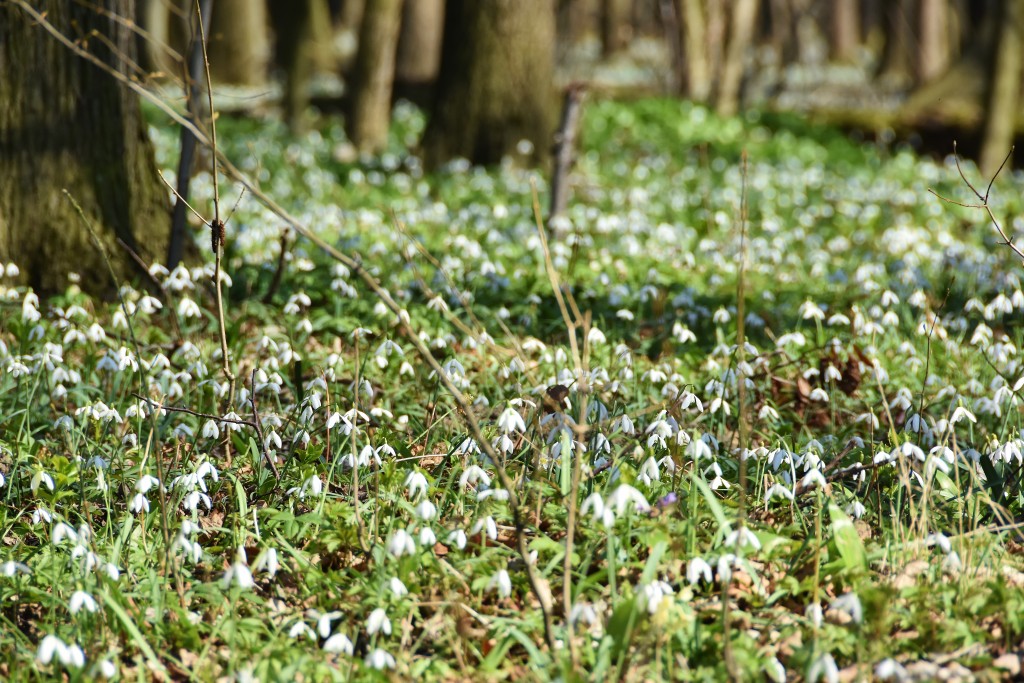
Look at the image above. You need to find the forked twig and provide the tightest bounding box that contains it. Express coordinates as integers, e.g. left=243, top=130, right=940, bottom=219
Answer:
left=929, top=143, right=1023, bottom=263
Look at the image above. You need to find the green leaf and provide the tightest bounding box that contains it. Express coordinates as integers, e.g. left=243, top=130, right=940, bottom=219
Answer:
left=829, top=503, right=866, bottom=572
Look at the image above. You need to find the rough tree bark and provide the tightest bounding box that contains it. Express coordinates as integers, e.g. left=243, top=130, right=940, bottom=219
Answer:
left=348, top=0, right=405, bottom=153
left=0, top=0, right=169, bottom=294
left=980, top=0, right=1023, bottom=175
left=422, top=0, right=556, bottom=168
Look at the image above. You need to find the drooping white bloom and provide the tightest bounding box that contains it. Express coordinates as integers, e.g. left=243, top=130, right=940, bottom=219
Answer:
left=68, top=591, right=98, bottom=615
left=323, top=633, right=353, bottom=654
left=489, top=569, right=512, bottom=598
left=366, top=608, right=392, bottom=636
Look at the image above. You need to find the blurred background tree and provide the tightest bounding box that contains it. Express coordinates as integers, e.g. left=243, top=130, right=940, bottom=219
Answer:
left=0, top=0, right=169, bottom=294
left=4, top=0, right=1024, bottom=292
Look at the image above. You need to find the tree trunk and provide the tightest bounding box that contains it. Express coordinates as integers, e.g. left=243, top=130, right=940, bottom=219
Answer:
left=422, top=0, right=556, bottom=168
left=0, top=0, right=169, bottom=294
left=716, top=0, right=759, bottom=116
left=980, top=0, right=1023, bottom=176
left=205, top=0, right=270, bottom=85
left=878, top=0, right=916, bottom=86
left=918, top=0, right=951, bottom=82
left=557, top=0, right=594, bottom=48
left=269, top=0, right=315, bottom=133
left=678, top=0, right=710, bottom=100
left=348, top=0, right=405, bottom=154
left=600, top=0, right=630, bottom=57
left=395, top=0, right=444, bottom=86
left=831, top=0, right=861, bottom=63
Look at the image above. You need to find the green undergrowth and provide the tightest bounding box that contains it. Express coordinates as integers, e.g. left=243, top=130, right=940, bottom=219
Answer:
left=1, top=98, right=1024, bottom=681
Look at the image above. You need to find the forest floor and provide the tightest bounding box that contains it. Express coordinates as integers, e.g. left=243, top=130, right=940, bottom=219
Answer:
left=2, top=99, right=1024, bottom=681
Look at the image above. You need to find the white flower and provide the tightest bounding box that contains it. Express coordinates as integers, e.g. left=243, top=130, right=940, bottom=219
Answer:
left=639, top=580, right=674, bottom=614
left=829, top=591, right=863, bottom=624
left=0, top=561, right=30, bottom=576
left=404, top=470, right=428, bottom=499
left=221, top=548, right=254, bottom=590
left=289, top=621, right=316, bottom=640
left=875, top=658, right=908, bottom=681
left=497, top=406, right=526, bottom=434
left=459, top=465, right=491, bottom=489
left=807, top=652, right=839, bottom=683
left=489, top=569, right=512, bottom=598
left=323, top=633, right=354, bottom=654
left=805, top=602, right=823, bottom=628
left=366, top=607, right=392, bottom=636
left=68, top=590, right=98, bottom=614
left=764, top=483, right=794, bottom=504
left=365, top=648, right=395, bottom=670
left=686, top=557, right=713, bottom=585
left=386, top=528, right=416, bottom=557
left=31, top=470, right=54, bottom=494
left=252, top=548, right=279, bottom=578
left=606, top=485, right=650, bottom=519
left=446, top=529, right=467, bottom=550
left=389, top=577, right=408, bottom=597
left=581, top=492, right=614, bottom=528
left=36, top=635, right=85, bottom=668
left=724, top=526, right=761, bottom=551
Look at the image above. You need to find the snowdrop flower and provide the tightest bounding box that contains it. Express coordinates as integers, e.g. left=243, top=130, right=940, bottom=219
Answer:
left=323, top=633, right=353, bottom=654
left=404, top=470, right=428, bottom=499
left=389, top=577, right=408, bottom=597
left=221, top=547, right=254, bottom=590
left=846, top=500, right=867, bottom=519
left=68, top=590, right=98, bottom=615
left=413, top=499, right=437, bottom=521
left=386, top=528, right=416, bottom=557
left=470, top=516, right=498, bottom=541
left=581, top=492, right=614, bottom=528
left=459, top=465, right=491, bottom=490
left=800, top=468, right=827, bottom=490
left=365, top=648, right=395, bottom=670
left=0, top=561, right=30, bottom=577
left=446, top=529, right=467, bottom=550
left=764, top=483, right=794, bottom=504
left=724, top=526, right=761, bottom=551
left=830, top=591, right=863, bottom=624
left=606, top=485, right=650, bottom=519
left=288, top=622, right=315, bottom=643
left=366, top=608, right=392, bottom=636
left=637, top=457, right=660, bottom=486
left=31, top=470, right=54, bottom=494
left=805, top=602, right=823, bottom=628
left=36, top=635, right=84, bottom=669
left=875, top=658, right=908, bottom=681
left=808, top=652, right=839, bottom=683
left=252, top=548, right=279, bottom=578
left=52, top=522, right=78, bottom=545
left=497, top=405, right=526, bottom=434
left=313, top=610, right=342, bottom=639
left=489, top=569, right=512, bottom=598
left=686, top=557, right=713, bottom=585
left=639, top=580, right=674, bottom=614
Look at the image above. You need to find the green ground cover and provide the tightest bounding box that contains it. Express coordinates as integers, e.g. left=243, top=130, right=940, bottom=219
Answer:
left=2, top=98, right=1024, bottom=681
